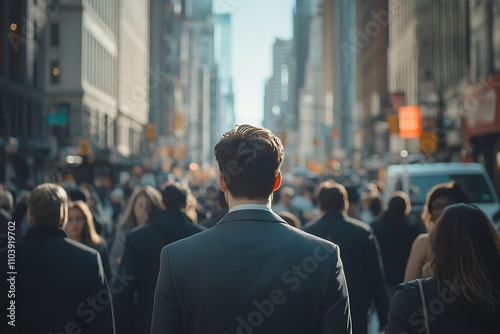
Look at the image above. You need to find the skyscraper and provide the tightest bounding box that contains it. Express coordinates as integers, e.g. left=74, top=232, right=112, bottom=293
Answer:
left=214, top=13, right=235, bottom=138
left=0, top=0, right=50, bottom=186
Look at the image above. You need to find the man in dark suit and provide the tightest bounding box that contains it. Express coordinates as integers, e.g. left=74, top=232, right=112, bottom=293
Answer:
left=0, top=183, right=115, bottom=334
left=113, top=183, right=205, bottom=334
left=151, top=125, right=352, bottom=334
left=303, top=181, right=389, bottom=334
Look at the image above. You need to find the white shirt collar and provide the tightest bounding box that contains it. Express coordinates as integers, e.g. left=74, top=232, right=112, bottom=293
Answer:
left=228, top=204, right=273, bottom=213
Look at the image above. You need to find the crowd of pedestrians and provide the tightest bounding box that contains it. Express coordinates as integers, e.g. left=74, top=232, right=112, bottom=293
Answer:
left=0, top=124, right=499, bottom=333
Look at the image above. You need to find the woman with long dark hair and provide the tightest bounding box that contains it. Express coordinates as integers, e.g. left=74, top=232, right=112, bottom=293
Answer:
left=386, top=204, right=500, bottom=333
left=66, top=200, right=111, bottom=280
left=108, top=186, right=163, bottom=272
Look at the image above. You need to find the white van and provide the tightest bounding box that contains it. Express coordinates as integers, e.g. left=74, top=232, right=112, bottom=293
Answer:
left=384, top=162, right=500, bottom=223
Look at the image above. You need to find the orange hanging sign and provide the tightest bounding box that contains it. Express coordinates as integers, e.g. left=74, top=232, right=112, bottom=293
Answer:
left=398, top=106, right=422, bottom=138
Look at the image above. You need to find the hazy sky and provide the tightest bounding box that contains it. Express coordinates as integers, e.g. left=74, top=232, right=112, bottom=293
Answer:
left=216, top=0, right=295, bottom=126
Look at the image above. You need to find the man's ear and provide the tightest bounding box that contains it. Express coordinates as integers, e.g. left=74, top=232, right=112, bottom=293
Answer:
left=272, top=171, right=282, bottom=192
left=218, top=171, right=228, bottom=192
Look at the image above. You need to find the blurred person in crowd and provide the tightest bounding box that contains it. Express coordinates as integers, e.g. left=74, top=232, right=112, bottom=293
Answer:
left=67, top=200, right=112, bottom=281
left=108, top=186, right=162, bottom=273
left=385, top=204, right=500, bottom=333
left=1, top=188, right=14, bottom=214
left=199, top=190, right=229, bottom=228
left=12, top=190, right=30, bottom=238
left=185, top=191, right=199, bottom=223
left=80, top=183, right=111, bottom=238
left=109, top=187, right=126, bottom=223
left=404, top=181, right=469, bottom=281
left=0, top=183, right=114, bottom=333
left=278, top=211, right=302, bottom=228
left=371, top=192, right=421, bottom=298
left=151, top=125, right=351, bottom=334
left=345, top=186, right=361, bottom=219
left=360, top=183, right=383, bottom=224
left=303, top=180, right=388, bottom=334
left=291, top=183, right=317, bottom=223
left=272, top=186, right=303, bottom=220
left=114, top=182, right=204, bottom=334
left=67, top=187, right=105, bottom=236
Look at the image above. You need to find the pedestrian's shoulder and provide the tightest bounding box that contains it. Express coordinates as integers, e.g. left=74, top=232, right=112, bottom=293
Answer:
left=289, top=225, right=340, bottom=253
left=64, top=237, right=101, bottom=256
left=187, top=222, right=206, bottom=233
left=345, top=215, right=372, bottom=233
left=301, top=216, right=322, bottom=232
left=127, top=222, right=152, bottom=241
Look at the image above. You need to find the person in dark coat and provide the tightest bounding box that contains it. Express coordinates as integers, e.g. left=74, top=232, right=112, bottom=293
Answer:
left=150, top=125, right=352, bottom=334
left=303, top=180, right=389, bottom=334
left=386, top=204, right=500, bottom=333
left=371, top=191, right=421, bottom=298
left=0, top=183, right=115, bottom=334
left=199, top=189, right=228, bottom=228
left=113, top=182, right=205, bottom=334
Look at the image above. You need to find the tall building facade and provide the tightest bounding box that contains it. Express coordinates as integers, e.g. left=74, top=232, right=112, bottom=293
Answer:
left=149, top=0, right=184, bottom=170
left=355, top=0, right=389, bottom=163
left=45, top=0, right=119, bottom=184
left=298, top=1, right=325, bottom=170
left=118, top=0, right=150, bottom=160
left=214, top=13, right=235, bottom=137
left=39, top=0, right=150, bottom=184
left=0, top=0, right=50, bottom=187
left=333, top=0, right=356, bottom=161
left=181, top=0, right=218, bottom=167
left=293, top=0, right=312, bottom=132
left=388, top=0, right=469, bottom=160
left=462, top=0, right=500, bottom=189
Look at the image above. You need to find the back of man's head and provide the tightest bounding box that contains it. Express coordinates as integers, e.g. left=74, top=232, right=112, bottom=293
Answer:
left=162, top=183, right=189, bottom=209
left=317, top=181, right=348, bottom=213
left=28, top=183, right=68, bottom=227
left=214, top=124, right=284, bottom=199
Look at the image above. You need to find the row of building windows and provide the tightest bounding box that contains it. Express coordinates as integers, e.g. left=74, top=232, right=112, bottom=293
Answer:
left=82, top=107, right=143, bottom=155
left=82, top=29, right=116, bottom=97
left=85, top=0, right=118, bottom=34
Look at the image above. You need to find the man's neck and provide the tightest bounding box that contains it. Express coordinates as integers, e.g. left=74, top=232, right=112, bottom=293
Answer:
left=227, top=195, right=271, bottom=211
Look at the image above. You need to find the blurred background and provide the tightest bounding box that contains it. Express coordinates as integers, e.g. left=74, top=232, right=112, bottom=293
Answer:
left=1, top=0, right=499, bottom=195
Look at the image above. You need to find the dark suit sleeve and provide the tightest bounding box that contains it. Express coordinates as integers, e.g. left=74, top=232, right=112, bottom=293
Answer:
left=150, top=247, right=183, bottom=334
left=89, top=251, right=116, bottom=334
left=113, top=235, right=137, bottom=334
left=320, top=244, right=352, bottom=334
left=98, top=241, right=112, bottom=282
left=365, top=230, right=390, bottom=329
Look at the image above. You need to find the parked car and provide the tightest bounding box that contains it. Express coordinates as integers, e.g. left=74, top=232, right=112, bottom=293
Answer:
left=384, top=162, right=500, bottom=225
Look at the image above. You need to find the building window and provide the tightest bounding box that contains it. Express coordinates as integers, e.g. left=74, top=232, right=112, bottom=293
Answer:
left=50, top=23, right=59, bottom=46
left=51, top=61, right=60, bottom=84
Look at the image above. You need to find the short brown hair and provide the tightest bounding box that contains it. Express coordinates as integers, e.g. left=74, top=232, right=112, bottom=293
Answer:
left=214, top=125, right=284, bottom=199
left=28, top=183, right=68, bottom=226
left=317, top=181, right=348, bottom=213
